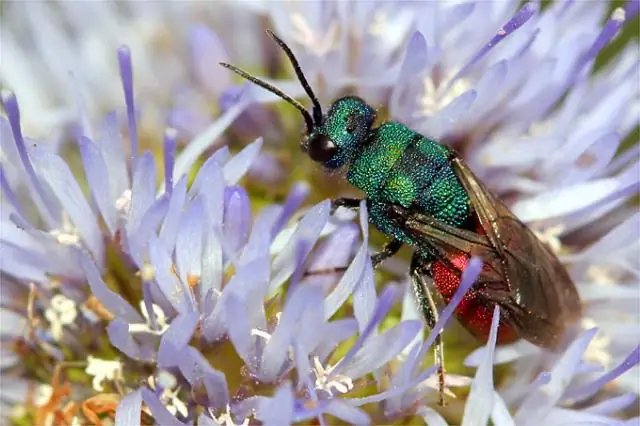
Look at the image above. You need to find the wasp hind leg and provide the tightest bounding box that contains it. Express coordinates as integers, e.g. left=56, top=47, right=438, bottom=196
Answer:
left=410, top=253, right=447, bottom=407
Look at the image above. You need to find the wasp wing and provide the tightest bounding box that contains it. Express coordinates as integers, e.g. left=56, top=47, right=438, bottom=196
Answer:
left=452, top=158, right=581, bottom=347
left=390, top=158, right=581, bottom=347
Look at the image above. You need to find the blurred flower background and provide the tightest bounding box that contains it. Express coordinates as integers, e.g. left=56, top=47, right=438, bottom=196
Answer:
left=1, top=1, right=639, bottom=425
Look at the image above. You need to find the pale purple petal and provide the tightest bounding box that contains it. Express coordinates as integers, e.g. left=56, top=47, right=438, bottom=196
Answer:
left=222, top=137, right=263, bottom=185
left=224, top=293, right=258, bottom=371
left=270, top=200, right=330, bottom=293
left=127, top=196, right=170, bottom=267
left=271, top=182, right=310, bottom=238
left=98, top=112, right=129, bottom=199
left=261, top=284, right=324, bottom=381
left=315, top=318, right=359, bottom=362
left=322, top=243, right=368, bottom=321
left=564, top=345, right=640, bottom=401
left=197, top=413, right=221, bottom=426
left=172, top=102, right=247, bottom=185
left=117, top=45, right=138, bottom=160
left=159, top=176, right=188, bottom=249
left=163, top=128, right=178, bottom=193
left=352, top=261, right=377, bottom=334
left=514, top=328, right=599, bottom=424
left=340, top=319, right=421, bottom=380
left=398, top=31, right=428, bottom=80
left=141, top=388, right=185, bottom=425
left=148, top=234, right=193, bottom=314
left=175, top=197, right=205, bottom=283
left=107, top=318, right=150, bottom=361
left=491, top=391, right=516, bottom=426
left=423, top=90, right=477, bottom=138
left=158, top=311, right=199, bottom=367
left=462, top=306, right=500, bottom=426
left=223, top=186, right=252, bottom=254
left=178, top=346, right=229, bottom=410
left=584, top=393, right=638, bottom=416
left=30, top=148, right=103, bottom=260
left=79, top=251, right=142, bottom=323
left=257, top=382, right=295, bottom=426
left=1, top=91, right=58, bottom=225
left=189, top=25, right=230, bottom=94
left=79, top=136, right=116, bottom=233
left=418, top=406, right=448, bottom=426
left=128, top=151, right=156, bottom=231
left=115, top=388, right=143, bottom=426
left=324, top=401, right=370, bottom=425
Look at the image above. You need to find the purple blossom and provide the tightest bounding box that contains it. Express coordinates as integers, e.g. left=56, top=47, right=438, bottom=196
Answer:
left=1, top=1, right=639, bottom=425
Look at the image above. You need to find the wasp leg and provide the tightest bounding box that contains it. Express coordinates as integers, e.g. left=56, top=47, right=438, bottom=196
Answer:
left=410, top=254, right=447, bottom=407
left=304, top=239, right=402, bottom=277
left=330, top=197, right=362, bottom=215
left=371, top=239, right=403, bottom=269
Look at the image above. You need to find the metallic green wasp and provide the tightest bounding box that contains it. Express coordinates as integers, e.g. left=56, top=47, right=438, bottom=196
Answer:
left=221, top=30, right=582, bottom=405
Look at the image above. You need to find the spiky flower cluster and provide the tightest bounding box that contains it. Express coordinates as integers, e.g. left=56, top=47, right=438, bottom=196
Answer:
left=1, top=1, right=638, bottom=425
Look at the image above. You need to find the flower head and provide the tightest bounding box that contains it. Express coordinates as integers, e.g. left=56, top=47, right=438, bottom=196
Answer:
left=2, top=1, right=639, bottom=425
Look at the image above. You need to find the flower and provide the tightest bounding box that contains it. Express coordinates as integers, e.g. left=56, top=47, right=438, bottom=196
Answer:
left=2, top=1, right=639, bottom=425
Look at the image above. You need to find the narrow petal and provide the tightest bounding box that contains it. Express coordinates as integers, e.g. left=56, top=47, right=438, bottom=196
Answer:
left=163, top=128, right=178, bottom=193
left=322, top=243, right=368, bottom=321
left=128, top=151, right=156, bottom=231
left=148, top=234, right=193, bottom=314
left=30, top=148, right=103, bottom=260
left=141, top=388, right=185, bottom=425
left=222, top=137, right=263, bottom=185
left=261, top=284, right=324, bottom=381
left=462, top=306, right=500, bottom=426
left=175, top=197, right=205, bottom=283
left=270, top=200, right=330, bottom=293
left=224, top=293, right=257, bottom=371
left=158, top=311, right=199, bottom=367
left=189, top=25, right=230, bottom=94
left=514, top=328, right=598, bottom=424
left=178, top=346, right=229, bottom=410
left=223, top=186, right=252, bottom=254
left=257, top=382, right=295, bottom=426
left=340, top=319, right=422, bottom=380
left=159, top=176, right=188, bottom=249
left=115, top=388, right=143, bottom=426
left=79, top=252, right=142, bottom=323
left=117, top=45, right=138, bottom=160
left=171, top=103, right=247, bottom=187
left=79, top=136, right=116, bottom=233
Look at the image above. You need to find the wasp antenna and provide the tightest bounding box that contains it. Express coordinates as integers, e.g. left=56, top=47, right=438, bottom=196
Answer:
left=266, top=30, right=323, bottom=125
left=219, top=62, right=315, bottom=134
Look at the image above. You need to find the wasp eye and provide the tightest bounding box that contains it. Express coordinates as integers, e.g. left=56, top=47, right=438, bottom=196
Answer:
left=308, top=134, right=338, bottom=162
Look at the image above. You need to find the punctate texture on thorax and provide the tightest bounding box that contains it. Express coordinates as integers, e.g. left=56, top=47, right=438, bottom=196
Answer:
left=347, top=121, right=471, bottom=245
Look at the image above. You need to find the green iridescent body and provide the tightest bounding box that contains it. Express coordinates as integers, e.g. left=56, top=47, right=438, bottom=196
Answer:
left=309, top=97, right=471, bottom=251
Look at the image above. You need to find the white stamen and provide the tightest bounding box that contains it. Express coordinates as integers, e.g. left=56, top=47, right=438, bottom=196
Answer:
left=49, top=213, right=81, bottom=247
left=44, top=294, right=78, bottom=341
left=33, top=384, right=53, bottom=407
left=210, top=405, right=250, bottom=426
left=115, top=189, right=132, bottom=215
left=128, top=301, right=169, bottom=335
left=140, top=263, right=156, bottom=281
left=250, top=329, right=272, bottom=341
left=148, top=371, right=188, bottom=418
left=85, top=356, right=123, bottom=392
left=612, top=7, right=626, bottom=22
left=312, top=356, right=354, bottom=396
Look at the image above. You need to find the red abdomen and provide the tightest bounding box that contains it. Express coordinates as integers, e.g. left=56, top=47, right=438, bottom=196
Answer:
left=430, top=224, right=517, bottom=344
